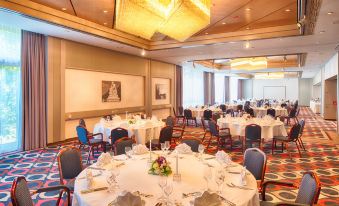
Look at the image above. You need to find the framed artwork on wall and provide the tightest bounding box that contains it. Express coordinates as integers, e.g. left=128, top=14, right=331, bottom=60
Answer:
left=155, top=84, right=167, bottom=100
left=102, top=81, right=121, bottom=102
left=152, top=78, right=170, bottom=105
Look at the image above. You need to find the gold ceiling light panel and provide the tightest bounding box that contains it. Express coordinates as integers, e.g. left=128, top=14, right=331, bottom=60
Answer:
left=230, top=57, right=268, bottom=70
left=254, top=72, right=284, bottom=79
left=115, top=0, right=211, bottom=41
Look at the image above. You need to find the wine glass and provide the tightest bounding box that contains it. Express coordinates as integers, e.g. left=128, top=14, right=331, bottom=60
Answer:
left=112, top=167, right=120, bottom=189
left=203, top=166, right=212, bottom=191
left=158, top=175, right=167, bottom=201
left=106, top=171, right=116, bottom=193
left=164, top=141, right=170, bottom=153
left=163, top=182, right=173, bottom=205
left=198, top=144, right=205, bottom=161
left=125, top=147, right=132, bottom=158
left=215, top=169, right=225, bottom=195
left=161, top=143, right=166, bottom=154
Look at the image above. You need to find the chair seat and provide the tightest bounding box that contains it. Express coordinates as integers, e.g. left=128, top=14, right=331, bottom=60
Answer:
left=89, top=138, right=103, bottom=144
left=172, top=133, right=181, bottom=138
left=273, top=136, right=289, bottom=141
left=219, top=132, right=231, bottom=137
left=65, top=179, right=75, bottom=191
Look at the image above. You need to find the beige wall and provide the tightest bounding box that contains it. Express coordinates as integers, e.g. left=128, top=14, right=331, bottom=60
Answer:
left=47, top=37, right=176, bottom=143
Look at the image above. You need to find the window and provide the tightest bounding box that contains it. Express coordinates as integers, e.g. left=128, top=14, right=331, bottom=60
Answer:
left=229, top=77, right=239, bottom=101
left=183, top=66, right=204, bottom=107
left=0, top=25, right=21, bottom=154
left=214, top=73, right=225, bottom=104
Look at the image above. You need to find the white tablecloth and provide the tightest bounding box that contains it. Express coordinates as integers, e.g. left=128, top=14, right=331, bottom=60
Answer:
left=73, top=152, right=259, bottom=206
left=188, top=107, right=222, bottom=118
left=93, top=120, right=165, bottom=144
left=252, top=107, right=288, bottom=117
left=217, top=117, right=287, bottom=141
left=310, top=101, right=321, bottom=114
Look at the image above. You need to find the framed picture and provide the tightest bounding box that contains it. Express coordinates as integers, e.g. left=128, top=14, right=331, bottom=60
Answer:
left=102, top=81, right=121, bottom=102
left=155, top=84, right=167, bottom=100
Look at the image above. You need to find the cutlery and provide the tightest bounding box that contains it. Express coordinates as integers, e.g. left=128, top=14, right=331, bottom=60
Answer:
left=88, top=167, right=105, bottom=171
left=81, top=187, right=108, bottom=194
left=182, top=192, right=201, bottom=198
left=155, top=203, right=162, bottom=206
left=78, top=172, right=102, bottom=179
left=218, top=195, right=236, bottom=206
left=204, top=162, right=214, bottom=167
left=228, top=171, right=250, bottom=175
left=204, top=157, right=215, bottom=160
left=133, top=191, right=154, bottom=198
left=227, top=183, right=253, bottom=190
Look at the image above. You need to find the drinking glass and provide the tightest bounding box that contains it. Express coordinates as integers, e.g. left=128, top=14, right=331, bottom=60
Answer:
left=158, top=175, right=167, bottom=201
left=203, top=167, right=212, bottom=191
left=164, top=141, right=170, bottom=152
left=113, top=167, right=120, bottom=189
left=215, top=169, right=225, bottom=195
left=106, top=171, right=116, bottom=193
left=125, top=147, right=132, bottom=158
left=161, top=143, right=166, bottom=154
left=198, top=144, right=205, bottom=161
left=163, top=182, right=173, bottom=205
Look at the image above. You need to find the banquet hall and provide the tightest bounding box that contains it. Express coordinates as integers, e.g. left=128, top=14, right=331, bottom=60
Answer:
left=0, top=0, right=338, bottom=205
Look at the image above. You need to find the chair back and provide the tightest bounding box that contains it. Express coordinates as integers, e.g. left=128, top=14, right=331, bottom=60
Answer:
left=165, top=116, right=175, bottom=127
left=289, top=108, right=297, bottom=118
left=201, top=118, right=209, bottom=131
left=243, top=148, right=267, bottom=183
left=57, top=147, right=83, bottom=181
left=245, top=108, right=255, bottom=117
left=281, top=103, right=287, bottom=108
left=226, top=109, right=234, bottom=117
left=76, top=126, right=88, bottom=145
left=296, top=107, right=300, bottom=116
left=220, top=104, right=226, bottom=112
left=11, top=177, right=34, bottom=206
left=180, top=138, right=202, bottom=152
left=208, top=120, right=219, bottom=136
left=114, top=137, right=134, bottom=155
left=295, top=172, right=321, bottom=205
left=178, top=106, right=184, bottom=115
left=184, top=109, right=193, bottom=118
left=245, top=124, right=261, bottom=141
left=237, top=104, right=243, bottom=111
left=203, top=109, right=213, bottom=120
left=299, top=119, right=305, bottom=136
left=267, top=108, right=276, bottom=117
left=159, top=126, right=173, bottom=143
left=111, top=127, right=128, bottom=145
left=294, top=100, right=299, bottom=109
left=289, top=123, right=302, bottom=141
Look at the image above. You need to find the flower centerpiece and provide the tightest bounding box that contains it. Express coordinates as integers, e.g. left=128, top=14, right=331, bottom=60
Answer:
left=148, top=156, right=172, bottom=176
left=128, top=119, right=136, bottom=125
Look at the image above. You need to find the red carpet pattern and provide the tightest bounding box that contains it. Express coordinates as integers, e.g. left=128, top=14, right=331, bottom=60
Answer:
left=0, top=107, right=338, bottom=205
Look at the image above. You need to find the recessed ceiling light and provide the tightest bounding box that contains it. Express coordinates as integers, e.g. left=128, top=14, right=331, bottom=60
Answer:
left=141, top=49, right=146, bottom=56
left=104, top=22, right=107, bottom=25
left=319, top=30, right=325, bottom=34
left=205, top=32, right=209, bottom=35
left=61, top=8, right=67, bottom=11
left=245, top=8, right=251, bottom=11
left=244, top=41, right=250, bottom=49
left=222, top=22, right=226, bottom=25
left=103, top=10, right=108, bottom=13
left=246, top=27, right=250, bottom=30
left=327, top=12, right=334, bottom=15
left=285, top=9, right=291, bottom=12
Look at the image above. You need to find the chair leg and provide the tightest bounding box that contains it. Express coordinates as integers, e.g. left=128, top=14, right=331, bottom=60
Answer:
left=230, top=137, right=233, bottom=150
left=285, top=142, right=292, bottom=159
left=295, top=142, right=302, bottom=158
left=202, top=131, right=207, bottom=142
left=87, top=146, right=92, bottom=164
left=271, top=140, right=275, bottom=154
left=299, top=138, right=306, bottom=151
left=206, top=134, right=212, bottom=151
left=281, top=142, right=284, bottom=153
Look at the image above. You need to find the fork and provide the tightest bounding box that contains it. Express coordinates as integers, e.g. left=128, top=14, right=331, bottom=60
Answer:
left=227, top=183, right=253, bottom=190
left=218, top=195, right=236, bottom=206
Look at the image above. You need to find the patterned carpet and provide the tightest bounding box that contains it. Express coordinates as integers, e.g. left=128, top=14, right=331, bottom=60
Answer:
left=0, top=107, right=338, bottom=205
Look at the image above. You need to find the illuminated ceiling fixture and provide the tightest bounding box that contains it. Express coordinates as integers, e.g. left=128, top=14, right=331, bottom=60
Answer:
left=230, top=57, right=268, bottom=70
left=254, top=72, right=284, bottom=79
left=115, top=0, right=211, bottom=41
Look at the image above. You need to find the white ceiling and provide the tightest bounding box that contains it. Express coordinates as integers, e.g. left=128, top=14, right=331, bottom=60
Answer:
left=1, top=0, right=339, bottom=78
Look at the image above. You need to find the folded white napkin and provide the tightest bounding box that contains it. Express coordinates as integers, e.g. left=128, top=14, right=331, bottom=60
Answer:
left=96, top=152, right=112, bottom=167
left=175, top=143, right=193, bottom=154
left=113, top=191, right=143, bottom=206
left=215, top=150, right=231, bottom=164
left=132, top=144, right=148, bottom=155
left=194, top=191, right=221, bottom=206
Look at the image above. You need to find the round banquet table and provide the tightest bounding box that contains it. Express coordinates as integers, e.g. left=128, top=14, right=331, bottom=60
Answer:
left=72, top=152, right=260, bottom=206
left=217, top=117, right=287, bottom=141
left=93, top=120, right=164, bottom=145
left=252, top=107, right=288, bottom=118
left=188, top=107, right=222, bottom=118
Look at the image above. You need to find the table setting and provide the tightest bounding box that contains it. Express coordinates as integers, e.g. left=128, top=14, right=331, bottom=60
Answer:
left=93, top=115, right=165, bottom=144
left=251, top=106, right=288, bottom=117
left=72, top=143, right=260, bottom=206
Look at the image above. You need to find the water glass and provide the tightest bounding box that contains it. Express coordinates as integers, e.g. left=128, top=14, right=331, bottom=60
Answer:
left=125, top=147, right=132, bottom=158
left=158, top=175, right=167, bottom=201
left=215, top=169, right=225, bottom=195
left=113, top=167, right=120, bottom=189
left=106, top=171, right=116, bottom=193
left=203, top=167, right=212, bottom=191
left=198, top=144, right=205, bottom=161
left=164, top=141, right=170, bottom=152
left=163, top=182, right=173, bottom=204
left=161, top=143, right=166, bottom=154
